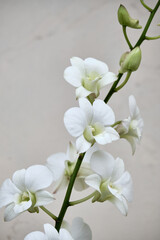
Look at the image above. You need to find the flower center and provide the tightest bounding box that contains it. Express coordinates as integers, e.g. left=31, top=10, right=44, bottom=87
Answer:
left=65, top=160, right=76, bottom=177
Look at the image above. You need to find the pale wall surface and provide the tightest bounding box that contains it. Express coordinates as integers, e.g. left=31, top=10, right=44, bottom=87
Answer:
left=0, top=0, right=160, bottom=239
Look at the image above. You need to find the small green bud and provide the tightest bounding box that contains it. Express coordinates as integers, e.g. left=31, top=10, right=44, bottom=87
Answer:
left=118, top=5, right=142, bottom=29
left=119, top=47, right=142, bottom=73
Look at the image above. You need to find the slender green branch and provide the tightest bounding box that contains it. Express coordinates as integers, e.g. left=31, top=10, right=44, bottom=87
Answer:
left=115, top=71, right=132, bottom=92
left=104, top=0, right=160, bottom=104
left=140, top=0, right=153, bottom=12
left=145, top=35, right=160, bottom=40
left=55, top=153, right=85, bottom=231
left=111, top=120, right=122, bottom=128
left=135, top=0, right=160, bottom=47
left=40, top=206, right=58, bottom=221
left=104, top=73, right=123, bottom=103
left=123, top=26, right=133, bottom=50
left=69, top=191, right=96, bottom=206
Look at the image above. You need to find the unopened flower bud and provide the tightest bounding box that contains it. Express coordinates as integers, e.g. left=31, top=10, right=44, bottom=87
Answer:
left=118, top=5, right=142, bottom=29
left=119, top=47, right=142, bottom=73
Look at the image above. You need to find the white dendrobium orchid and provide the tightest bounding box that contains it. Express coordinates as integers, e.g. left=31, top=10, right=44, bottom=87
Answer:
left=0, top=165, right=54, bottom=221
left=64, top=98, right=119, bottom=153
left=46, top=142, right=95, bottom=192
left=85, top=150, right=133, bottom=216
left=64, top=57, right=117, bottom=100
left=116, top=95, right=144, bottom=154
left=24, top=217, right=92, bottom=240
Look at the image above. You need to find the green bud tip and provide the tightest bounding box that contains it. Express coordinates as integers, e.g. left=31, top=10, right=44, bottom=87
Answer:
left=119, top=47, right=142, bottom=73
left=118, top=4, right=142, bottom=29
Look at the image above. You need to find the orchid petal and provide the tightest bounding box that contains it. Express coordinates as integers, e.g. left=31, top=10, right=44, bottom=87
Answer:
left=70, top=57, right=85, bottom=75
left=98, top=72, right=117, bottom=89
left=84, top=58, right=108, bottom=75
left=59, top=229, right=74, bottom=240
left=114, top=171, right=133, bottom=202
left=35, top=191, right=54, bottom=206
left=47, top=153, right=66, bottom=180
left=111, top=158, right=125, bottom=182
left=44, top=223, right=59, bottom=240
left=12, top=169, right=26, bottom=192
left=76, top=135, right=92, bottom=153
left=4, top=203, right=20, bottom=222
left=85, top=174, right=101, bottom=192
left=109, top=196, right=128, bottom=216
left=0, top=179, right=20, bottom=208
left=25, top=165, right=53, bottom=192
left=14, top=199, right=32, bottom=213
left=92, top=100, right=115, bottom=125
left=79, top=98, right=93, bottom=124
left=129, top=95, right=140, bottom=119
left=71, top=217, right=92, bottom=240
left=76, top=86, right=92, bottom=99
left=24, top=231, right=46, bottom=240
left=64, top=66, right=82, bottom=87
left=66, top=142, right=78, bottom=163
left=94, top=128, right=119, bottom=145
left=64, top=107, right=87, bottom=137
left=90, top=150, right=114, bottom=179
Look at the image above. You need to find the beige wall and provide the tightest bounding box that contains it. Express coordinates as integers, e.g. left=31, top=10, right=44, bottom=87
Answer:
left=0, top=0, right=160, bottom=239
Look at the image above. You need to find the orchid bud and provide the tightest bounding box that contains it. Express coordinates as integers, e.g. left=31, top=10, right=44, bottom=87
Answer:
left=119, top=47, right=142, bottom=73
left=118, top=5, right=142, bottom=29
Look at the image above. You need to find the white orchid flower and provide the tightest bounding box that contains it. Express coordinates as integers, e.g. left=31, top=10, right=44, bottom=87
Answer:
left=64, top=98, right=119, bottom=153
left=116, top=95, right=144, bottom=154
left=64, top=57, right=117, bottom=100
left=85, top=150, right=133, bottom=216
left=46, top=142, right=95, bottom=192
left=24, top=217, right=92, bottom=240
left=0, top=165, right=54, bottom=221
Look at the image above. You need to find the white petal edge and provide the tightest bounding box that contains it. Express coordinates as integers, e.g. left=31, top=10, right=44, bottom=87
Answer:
left=109, top=195, right=128, bottom=216
left=90, top=150, right=114, bottom=179
left=76, top=135, right=92, bottom=153
left=24, top=231, right=46, bottom=240
left=46, top=153, right=66, bottom=181
left=35, top=190, right=54, bottom=206
left=64, top=66, right=82, bottom=87
left=85, top=174, right=101, bottom=192
left=4, top=203, right=20, bottom=222
left=92, top=99, right=115, bottom=125
left=98, top=72, right=117, bottom=89
left=71, top=217, right=92, bottom=240
left=25, top=165, right=53, bottom=192
left=64, top=107, right=87, bottom=137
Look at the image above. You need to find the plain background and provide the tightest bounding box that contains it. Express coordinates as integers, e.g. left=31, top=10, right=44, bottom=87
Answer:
left=0, top=0, right=160, bottom=239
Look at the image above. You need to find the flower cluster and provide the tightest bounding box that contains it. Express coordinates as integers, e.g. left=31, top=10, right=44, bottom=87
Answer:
left=0, top=57, right=143, bottom=239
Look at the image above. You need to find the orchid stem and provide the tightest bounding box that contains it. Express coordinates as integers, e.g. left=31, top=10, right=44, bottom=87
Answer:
left=115, top=71, right=132, bottom=92
left=123, top=26, right=133, bottom=50
left=111, top=120, right=122, bottom=127
left=55, top=153, right=85, bottom=232
left=40, top=206, right=57, bottom=221
left=145, top=35, right=160, bottom=40
left=140, top=0, right=153, bottom=12
left=104, top=0, right=160, bottom=104
left=69, top=191, right=96, bottom=206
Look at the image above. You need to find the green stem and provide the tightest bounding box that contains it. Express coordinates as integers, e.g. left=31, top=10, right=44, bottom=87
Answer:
left=55, top=153, right=85, bottom=231
left=104, top=73, right=123, bottom=103
left=140, top=0, right=153, bottom=12
left=111, top=120, right=122, bottom=128
left=104, top=0, right=160, bottom=104
left=123, top=26, right=133, bottom=50
left=40, top=206, right=57, bottom=221
left=145, top=35, right=160, bottom=40
left=69, top=191, right=96, bottom=206
left=134, top=0, right=160, bottom=47
left=115, top=71, right=132, bottom=92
